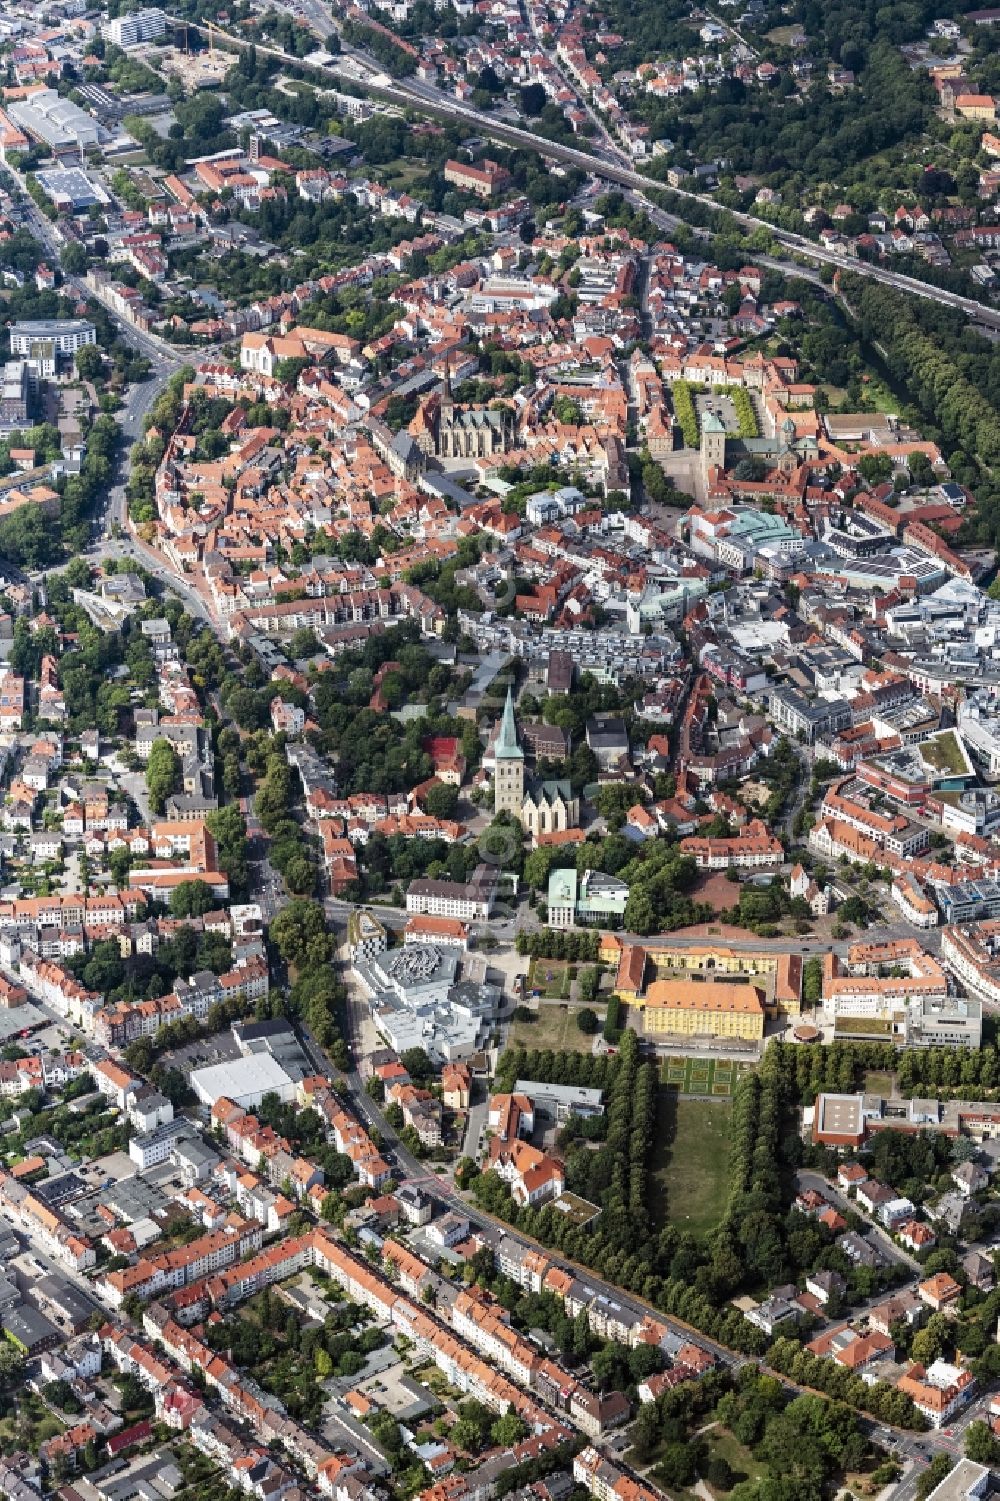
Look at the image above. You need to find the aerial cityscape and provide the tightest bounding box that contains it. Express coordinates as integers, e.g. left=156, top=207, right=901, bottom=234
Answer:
left=2, top=2, right=1000, bottom=1501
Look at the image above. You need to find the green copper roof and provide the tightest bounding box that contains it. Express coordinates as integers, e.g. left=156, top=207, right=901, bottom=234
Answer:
left=496, top=686, right=523, bottom=759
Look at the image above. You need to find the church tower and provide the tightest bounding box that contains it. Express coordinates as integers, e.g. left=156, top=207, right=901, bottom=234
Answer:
left=493, top=687, right=524, bottom=817
left=700, top=409, right=727, bottom=479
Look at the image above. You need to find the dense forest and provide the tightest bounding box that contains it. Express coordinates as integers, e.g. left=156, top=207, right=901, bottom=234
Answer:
left=593, top=0, right=962, bottom=82
left=639, top=44, right=932, bottom=191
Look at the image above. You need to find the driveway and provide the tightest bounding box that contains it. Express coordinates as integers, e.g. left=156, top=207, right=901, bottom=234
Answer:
left=795, top=1169, right=922, bottom=1274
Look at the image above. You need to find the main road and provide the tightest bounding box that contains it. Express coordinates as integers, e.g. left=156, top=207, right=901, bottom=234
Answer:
left=16, top=200, right=221, bottom=619
left=292, top=1002, right=956, bottom=1481
left=177, top=16, right=1000, bottom=331
left=13, top=185, right=195, bottom=368
left=4, top=160, right=207, bottom=597
left=294, top=1010, right=744, bottom=1374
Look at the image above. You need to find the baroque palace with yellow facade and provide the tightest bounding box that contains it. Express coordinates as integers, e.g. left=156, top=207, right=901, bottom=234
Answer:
left=641, top=978, right=766, bottom=1042
left=600, top=935, right=802, bottom=1044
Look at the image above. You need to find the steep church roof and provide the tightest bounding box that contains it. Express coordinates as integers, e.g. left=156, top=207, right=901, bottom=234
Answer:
left=495, top=687, right=523, bottom=760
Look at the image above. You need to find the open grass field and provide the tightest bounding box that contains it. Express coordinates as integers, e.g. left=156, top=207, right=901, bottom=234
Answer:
left=661, top=1055, right=752, bottom=1097
left=527, top=957, right=572, bottom=999
left=864, top=1069, right=896, bottom=1097
left=700, top=1429, right=767, bottom=1493
left=507, top=1001, right=600, bottom=1054
left=381, top=160, right=431, bottom=191
left=765, top=23, right=804, bottom=43
left=857, top=373, right=901, bottom=414
left=650, top=1091, right=731, bottom=1236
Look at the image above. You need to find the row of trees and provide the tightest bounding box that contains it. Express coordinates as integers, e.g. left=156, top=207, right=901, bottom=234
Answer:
left=269, top=898, right=349, bottom=1069
left=207, top=803, right=250, bottom=901
left=255, top=748, right=319, bottom=898
left=146, top=737, right=181, bottom=815
left=481, top=1035, right=654, bottom=1243
left=495, top=1044, right=621, bottom=1096
left=846, top=277, right=1000, bottom=517
left=479, top=1034, right=940, bottom=1421
left=671, top=380, right=699, bottom=448
left=733, top=387, right=759, bottom=439
left=515, top=928, right=600, bottom=960
left=765, top=1036, right=1000, bottom=1104
left=342, top=17, right=416, bottom=75
left=768, top=1336, right=922, bottom=1428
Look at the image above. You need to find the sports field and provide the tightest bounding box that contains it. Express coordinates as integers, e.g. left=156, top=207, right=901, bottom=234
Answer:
left=661, top=1055, right=752, bottom=1097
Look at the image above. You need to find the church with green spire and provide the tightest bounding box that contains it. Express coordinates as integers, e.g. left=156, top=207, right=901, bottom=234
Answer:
left=492, top=687, right=580, bottom=838
left=493, top=687, right=524, bottom=817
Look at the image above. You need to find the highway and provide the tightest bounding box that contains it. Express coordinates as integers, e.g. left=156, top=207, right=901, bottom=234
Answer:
left=177, top=16, right=1000, bottom=330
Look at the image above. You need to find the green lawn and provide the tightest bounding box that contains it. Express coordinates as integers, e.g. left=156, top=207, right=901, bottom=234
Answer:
left=506, top=1002, right=600, bottom=1054
left=385, top=162, right=432, bottom=190
left=701, top=1429, right=767, bottom=1493
left=765, top=23, right=803, bottom=42
left=650, top=1091, right=731, bottom=1236
left=661, top=1055, right=752, bottom=1097
left=630, top=1426, right=765, bottom=1498
left=864, top=1070, right=896, bottom=1097
left=856, top=375, right=901, bottom=414
left=528, top=958, right=571, bottom=999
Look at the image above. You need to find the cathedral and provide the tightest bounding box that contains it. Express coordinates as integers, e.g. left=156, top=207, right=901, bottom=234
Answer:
left=493, top=689, right=580, bottom=840
left=410, top=370, right=514, bottom=460
left=700, top=409, right=820, bottom=487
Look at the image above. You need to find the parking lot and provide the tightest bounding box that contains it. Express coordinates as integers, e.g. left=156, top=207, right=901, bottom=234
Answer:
left=161, top=1029, right=243, bottom=1073
left=694, top=390, right=740, bottom=432
left=351, top=1358, right=436, bottom=1424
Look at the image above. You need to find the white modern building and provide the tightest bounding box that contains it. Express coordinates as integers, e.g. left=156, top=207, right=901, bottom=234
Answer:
left=105, top=8, right=168, bottom=45
left=354, top=943, right=499, bottom=1062
left=923, top=1459, right=991, bottom=1501
left=9, top=319, right=96, bottom=378
left=129, top=1118, right=190, bottom=1170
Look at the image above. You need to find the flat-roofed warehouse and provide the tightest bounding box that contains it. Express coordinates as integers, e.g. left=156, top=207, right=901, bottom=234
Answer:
left=190, top=1052, right=296, bottom=1110
left=7, top=90, right=99, bottom=150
